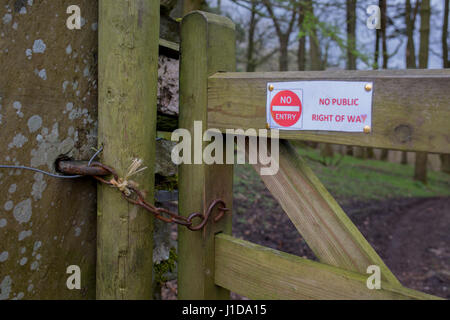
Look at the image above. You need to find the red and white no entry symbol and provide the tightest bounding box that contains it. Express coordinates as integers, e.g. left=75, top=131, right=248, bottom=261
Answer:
left=270, top=90, right=302, bottom=127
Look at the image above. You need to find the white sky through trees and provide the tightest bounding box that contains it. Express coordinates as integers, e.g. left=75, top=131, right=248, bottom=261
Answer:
left=220, top=0, right=448, bottom=70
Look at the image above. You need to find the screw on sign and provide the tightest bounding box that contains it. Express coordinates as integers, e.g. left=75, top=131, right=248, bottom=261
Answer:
left=270, top=90, right=302, bottom=127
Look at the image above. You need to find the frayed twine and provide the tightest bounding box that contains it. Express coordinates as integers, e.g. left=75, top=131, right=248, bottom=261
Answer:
left=109, top=158, right=147, bottom=196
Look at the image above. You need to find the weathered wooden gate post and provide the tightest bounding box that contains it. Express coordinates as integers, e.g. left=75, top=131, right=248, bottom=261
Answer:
left=178, top=11, right=236, bottom=299
left=97, top=0, right=159, bottom=299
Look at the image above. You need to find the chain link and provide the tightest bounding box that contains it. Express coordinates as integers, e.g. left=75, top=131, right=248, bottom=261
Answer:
left=89, top=162, right=229, bottom=231
left=0, top=153, right=229, bottom=231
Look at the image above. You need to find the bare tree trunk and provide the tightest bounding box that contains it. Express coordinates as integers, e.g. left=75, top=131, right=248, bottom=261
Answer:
left=306, top=0, right=322, bottom=70
left=404, top=0, right=419, bottom=165
left=380, top=149, right=389, bottom=161
left=320, top=143, right=334, bottom=158
left=414, top=153, right=428, bottom=183
left=309, top=36, right=322, bottom=70
left=440, top=154, right=450, bottom=174
left=400, top=153, right=408, bottom=164
left=414, top=0, right=430, bottom=184
left=444, top=0, right=449, bottom=68
left=418, top=0, right=430, bottom=68
left=279, top=35, right=289, bottom=71
left=376, top=0, right=388, bottom=160
left=381, top=0, right=388, bottom=68
left=307, top=0, right=330, bottom=153
left=346, top=0, right=363, bottom=158
left=440, top=0, right=450, bottom=174
left=246, top=0, right=257, bottom=72
left=366, top=147, right=375, bottom=159
left=354, top=147, right=366, bottom=159
left=374, top=11, right=380, bottom=69
left=346, top=0, right=357, bottom=70
left=405, top=0, right=418, bottom=69
left=262, top=0, right=297, bottom=71
left=401, top=151, right=408, bottom=164
left=298, top=2, right=306, bottom=71
left=346, top=146, right=354, bottom=156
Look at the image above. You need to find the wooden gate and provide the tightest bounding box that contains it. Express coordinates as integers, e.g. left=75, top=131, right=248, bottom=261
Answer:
left=2, top=3, right=447, bottom=300
left=177, top=11, right=449, bottom=300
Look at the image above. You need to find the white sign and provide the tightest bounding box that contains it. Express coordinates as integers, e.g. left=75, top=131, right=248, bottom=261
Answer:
left=266, top=81, right=373, bottom=132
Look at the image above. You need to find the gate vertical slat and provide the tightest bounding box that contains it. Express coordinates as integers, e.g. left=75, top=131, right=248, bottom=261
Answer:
left=97, top=0, right=159, bottom=299
left=178, top=11, right=236, bottom=299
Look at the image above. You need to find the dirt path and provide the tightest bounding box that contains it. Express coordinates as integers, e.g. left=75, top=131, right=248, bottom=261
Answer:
left=349, top=197, right=450, bottom=299
left=232, top=196, right=450, bottom=299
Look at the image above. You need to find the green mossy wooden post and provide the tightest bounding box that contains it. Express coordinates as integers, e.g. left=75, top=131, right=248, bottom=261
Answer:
left=98, top=0, right=159, bottom=299
left=178, top=11, right=236, bottom=299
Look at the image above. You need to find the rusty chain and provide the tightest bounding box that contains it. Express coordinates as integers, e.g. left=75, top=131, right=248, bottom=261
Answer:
left=61, top=161, right=229, bottom=231
left=0, top=152, right=229, bottom=231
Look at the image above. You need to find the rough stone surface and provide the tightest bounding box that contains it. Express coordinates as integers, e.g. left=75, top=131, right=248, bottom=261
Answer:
left=155, top=139, right=177, bottom=177
left=158, top=56, right=179, bottom=116
left=0, top=0, right=98, bottom=300
left=0, top=1, right=179, bottom=300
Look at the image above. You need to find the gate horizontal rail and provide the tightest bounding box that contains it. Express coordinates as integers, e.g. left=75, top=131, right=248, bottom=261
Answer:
left=215, top=234, right=440, bottom=300
left=207, top=69, right=450, bottom=154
